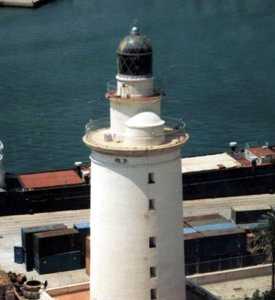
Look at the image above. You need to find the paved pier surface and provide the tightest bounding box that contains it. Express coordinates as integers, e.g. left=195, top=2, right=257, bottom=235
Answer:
left=0, top=209, right=90, bottom=289
left=0, top=0, right=48, bottom=8
left=0, top=193, right=274, bottom=289
left=202, top=275, right=271, bottom=299
left=184, top=193, right=275, bottom=219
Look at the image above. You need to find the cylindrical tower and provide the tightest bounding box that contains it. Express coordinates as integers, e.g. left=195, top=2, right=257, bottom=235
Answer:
left=83, top=27, right=189, bottom=300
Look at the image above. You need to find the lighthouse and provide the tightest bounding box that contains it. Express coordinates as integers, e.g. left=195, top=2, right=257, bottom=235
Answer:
left=83, top=27, right=189, bottom=300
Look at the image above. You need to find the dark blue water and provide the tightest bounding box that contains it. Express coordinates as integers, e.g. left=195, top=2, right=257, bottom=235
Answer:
left=1, top=0, right=275, bottom=172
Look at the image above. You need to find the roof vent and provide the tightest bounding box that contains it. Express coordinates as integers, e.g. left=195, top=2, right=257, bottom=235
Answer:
left=229, top=141, right=238, bottom=153
left=229, top=141, right=237, bottom=148
left=262, top=142, right=269, bottom=149
left=74, top=161, right=83, bottom=167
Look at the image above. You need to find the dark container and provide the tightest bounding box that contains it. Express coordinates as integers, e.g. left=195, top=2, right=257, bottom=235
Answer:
left=185, top=262, right=197, bottom=276
left=34, top=250, right=82, bottom=274
left=33, top=228, right=81, bottom=259
left=21, top=223, right=67, bottom=271
left=220, top=255, right=242, bottom=270
left=231, top=206, right=271, bottom=224
left=184, top=233, right=203, bottom=262
left=183, top=220, right=247, bottom=274
left=74, top=222, right=90, bottom=267
left=198, top=259, right=220, bottom=273
left=0, top=190, right=9, bottom=216
left=14, top=246, right=25, bottom=264
left=199, top=229, right=247, bottom=261
left=243, top=254, right=266, bottom=266
left=182, top=162, right=275, bottom=200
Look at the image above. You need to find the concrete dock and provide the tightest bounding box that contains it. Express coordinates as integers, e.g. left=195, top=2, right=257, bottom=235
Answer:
left=0, top=209, right=90, bottom=289
left=0, top=0, right=51, bottom=8
left=183, top=193, right=275, bottom=219
left=0, top=193, right=274, bottom=290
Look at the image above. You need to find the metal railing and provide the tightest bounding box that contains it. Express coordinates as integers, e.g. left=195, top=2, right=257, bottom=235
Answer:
left=85, top=116, right=186, bottom=143
left=106, top=79, right=165, bottom=96
left=85, top=116, right=185, bottom=131
left=83, top=116, right=188, bottom=149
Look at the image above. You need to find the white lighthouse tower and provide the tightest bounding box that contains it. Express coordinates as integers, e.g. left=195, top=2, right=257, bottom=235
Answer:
left=83, top=27, right=189, bottom=300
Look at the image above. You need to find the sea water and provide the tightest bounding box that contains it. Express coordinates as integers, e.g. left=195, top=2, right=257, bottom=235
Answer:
left=0, top=0, right=275, bottom=172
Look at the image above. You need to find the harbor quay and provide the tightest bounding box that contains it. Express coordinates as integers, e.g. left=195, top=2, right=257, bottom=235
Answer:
left=0, top=194, right=274, bottom=289
left=0, top=193, right=274, bottom=299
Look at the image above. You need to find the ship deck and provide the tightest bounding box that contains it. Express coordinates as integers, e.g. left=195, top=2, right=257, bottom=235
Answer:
left=181, top=152, right=242, bottom=173
left=18, top=169, right=84, bottom=189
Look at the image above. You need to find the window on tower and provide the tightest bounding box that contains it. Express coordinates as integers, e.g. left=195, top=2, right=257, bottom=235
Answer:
left=148, top=173, right=155, bottom=184
left=151, top=289, right=157, bottom=300
left=149, top=199, right=155, bottom=210
left=149, top=237, right=156, bottom=248
left=150, top=266, right=157, bottom=278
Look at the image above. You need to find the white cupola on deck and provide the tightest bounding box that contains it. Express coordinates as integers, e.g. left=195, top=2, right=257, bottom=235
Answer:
left=125, top=112, right=165, bottom=146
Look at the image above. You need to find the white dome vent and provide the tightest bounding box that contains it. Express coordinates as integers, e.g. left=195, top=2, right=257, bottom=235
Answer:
left=125, top=112, right=165, bottom=146
left=126, top=111, right=165, bottom=129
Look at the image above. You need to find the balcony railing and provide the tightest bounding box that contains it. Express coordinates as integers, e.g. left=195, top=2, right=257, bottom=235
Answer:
left=106, top=79, right=165, bottom=98
left=86, top=116, right=185, bottom=136
left=84, top=116, right=187, bottom=150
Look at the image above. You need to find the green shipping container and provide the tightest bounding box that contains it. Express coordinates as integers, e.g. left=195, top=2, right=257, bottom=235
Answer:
left=34, top=251, right=82, bottom=274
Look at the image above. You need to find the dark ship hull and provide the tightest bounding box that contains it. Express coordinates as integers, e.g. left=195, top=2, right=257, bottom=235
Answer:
left=0, top=169, right=90, bottom=216
left=183, top=163, right=275, bottom=200
left=1, top=145, right=275, bottom=216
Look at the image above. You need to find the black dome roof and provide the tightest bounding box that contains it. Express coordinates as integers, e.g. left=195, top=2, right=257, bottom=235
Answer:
left=117, top=27, right=152, bottom=55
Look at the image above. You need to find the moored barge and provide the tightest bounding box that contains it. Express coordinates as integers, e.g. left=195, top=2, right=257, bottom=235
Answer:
left=0, top=165, right=90, bottom=216
left=1, top=142, right=275, bottom=215
left=182, top=143, right=275, bottom=199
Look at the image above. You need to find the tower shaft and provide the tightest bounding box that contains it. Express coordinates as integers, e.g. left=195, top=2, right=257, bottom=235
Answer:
left=90, top=151, right=185, bottom=300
